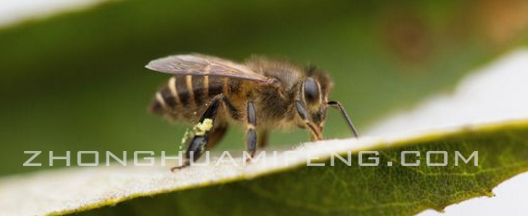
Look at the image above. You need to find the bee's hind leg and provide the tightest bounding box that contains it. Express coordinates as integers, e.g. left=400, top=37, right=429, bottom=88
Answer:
left=207, top=124, right=228, bottom=150
left=171, top=94, right=224, bottom=172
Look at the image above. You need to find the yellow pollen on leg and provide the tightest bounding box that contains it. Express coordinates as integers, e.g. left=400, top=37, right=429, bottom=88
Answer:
left=193, top=118, right=214, bottom=136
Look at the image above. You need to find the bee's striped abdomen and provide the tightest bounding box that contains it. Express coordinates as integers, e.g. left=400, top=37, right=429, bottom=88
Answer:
left=149, top=75, right=243, bottom=122
left=149, top=79, right=180, bottom=118
left=207, top=76, right=225, bottom=97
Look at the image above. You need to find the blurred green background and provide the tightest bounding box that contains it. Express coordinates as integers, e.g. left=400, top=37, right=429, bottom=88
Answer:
left=1, top=0, right=527, bottom=176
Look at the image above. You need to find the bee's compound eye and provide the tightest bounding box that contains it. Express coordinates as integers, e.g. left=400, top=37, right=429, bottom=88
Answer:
left=303, top=78, right=320, bottom=104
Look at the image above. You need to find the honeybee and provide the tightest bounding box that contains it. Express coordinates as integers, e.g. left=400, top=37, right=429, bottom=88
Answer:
left=146, top=54, right=359, bottom=170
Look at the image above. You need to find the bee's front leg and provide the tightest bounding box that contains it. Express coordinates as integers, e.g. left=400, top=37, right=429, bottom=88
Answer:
left=171, top=94, right=224, bottom=171
left=245, top=100, right=257, bottom=162
left=295, top=101, right=323, bottom=141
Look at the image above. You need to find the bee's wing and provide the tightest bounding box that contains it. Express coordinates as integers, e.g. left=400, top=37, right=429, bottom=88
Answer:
left=146, top=54, right=273, bottom=82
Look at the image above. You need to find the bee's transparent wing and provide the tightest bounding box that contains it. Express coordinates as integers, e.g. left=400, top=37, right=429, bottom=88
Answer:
left=146, top=54, right=273, bottom=82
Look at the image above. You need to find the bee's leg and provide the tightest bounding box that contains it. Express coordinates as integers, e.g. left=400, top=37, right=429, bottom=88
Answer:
left=207, top=124, right=228, bottom=150
left=257, top=130, right=269, bottom=148
left=171, top=95, right=223, bottom=171
left=245, top=100, right=258, bottom=162
left=295, top=101, right=323, bottom=141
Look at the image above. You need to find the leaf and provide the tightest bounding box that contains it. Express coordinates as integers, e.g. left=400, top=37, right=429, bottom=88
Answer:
left=0, top=119, right=527, bottom=216
left=2, top=0, right=528, bottom=176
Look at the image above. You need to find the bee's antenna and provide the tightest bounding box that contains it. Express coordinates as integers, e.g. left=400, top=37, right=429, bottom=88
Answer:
left=327, top=101, right=359, bottom=138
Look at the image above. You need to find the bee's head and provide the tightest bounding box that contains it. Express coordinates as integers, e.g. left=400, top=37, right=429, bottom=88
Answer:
left=296, top=66, right=334, bottom=140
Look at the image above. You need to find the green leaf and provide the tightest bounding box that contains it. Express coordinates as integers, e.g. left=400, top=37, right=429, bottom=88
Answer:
left=0, top=119, right=527, bottom=216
